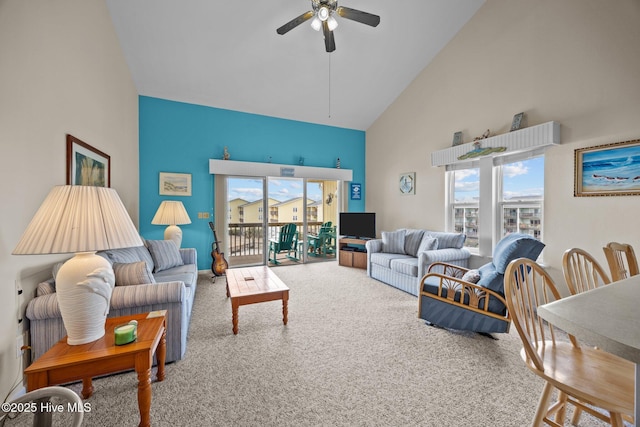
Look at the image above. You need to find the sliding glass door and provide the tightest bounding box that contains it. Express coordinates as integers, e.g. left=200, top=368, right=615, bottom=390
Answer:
left=223, top=176, right=340, bottom=268
left=225, top=176, right=266, bottom=267
left=305, top=180, right=338, bottom=264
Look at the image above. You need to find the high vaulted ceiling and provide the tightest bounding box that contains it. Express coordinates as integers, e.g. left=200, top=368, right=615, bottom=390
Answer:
left=106, top=0, right=484, bottom=131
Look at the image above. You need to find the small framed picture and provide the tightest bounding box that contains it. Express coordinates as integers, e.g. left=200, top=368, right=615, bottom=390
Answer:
left=510, top=112, right=525, bottom=132
left=350, top=183, right=362, bottom=200
left=66, top=134, right=110, bottom=187
left=399, top=172, right=416, bottom=195
left=159, top=172, right=192, bottom=196
left=452, top=131, right=463, bottom=146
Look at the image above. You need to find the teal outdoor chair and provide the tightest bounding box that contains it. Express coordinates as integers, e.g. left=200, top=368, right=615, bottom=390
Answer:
left=308, top=222, right=336, bottom=257
left=268, top=223, right=299, bottom=264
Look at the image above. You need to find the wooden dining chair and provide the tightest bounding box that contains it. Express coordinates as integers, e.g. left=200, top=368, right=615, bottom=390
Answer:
left=561, top=248, right=629, bottom=425
left=562, top=247, right=611, bottom=295
left=504, top=257, right=634, bottom=427
left=603, top=242, right=639, bottom=282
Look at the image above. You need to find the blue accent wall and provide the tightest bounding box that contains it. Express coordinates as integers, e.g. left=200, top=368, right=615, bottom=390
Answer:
left=139, top=96, right=366, bottom=270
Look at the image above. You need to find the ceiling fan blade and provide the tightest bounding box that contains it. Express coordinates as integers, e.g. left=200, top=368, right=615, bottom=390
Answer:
left=322, top=20, right=336, bottom=52
left=336, top=6, right=380, bottom=27
left=276, top=11, right=314, bottom=35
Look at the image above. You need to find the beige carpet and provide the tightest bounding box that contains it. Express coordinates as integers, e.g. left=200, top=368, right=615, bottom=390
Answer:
left=12, top=262, right=614, bottom=426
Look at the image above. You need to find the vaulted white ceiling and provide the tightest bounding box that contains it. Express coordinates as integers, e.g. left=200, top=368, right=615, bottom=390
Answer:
left=106, top=0, right=484, bottom=131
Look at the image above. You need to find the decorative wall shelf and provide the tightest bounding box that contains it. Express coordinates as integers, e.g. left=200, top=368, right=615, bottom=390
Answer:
left=209, top=159, right=353, bottom=181
left=431, top=121, right=561, bottom=167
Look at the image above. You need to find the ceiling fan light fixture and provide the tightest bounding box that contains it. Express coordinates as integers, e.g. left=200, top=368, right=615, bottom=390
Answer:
left=327, top=16, right=338, bottom=31
left=317, top=6, right=330, bottom=21
left=310, top=16, right=322, bottom=31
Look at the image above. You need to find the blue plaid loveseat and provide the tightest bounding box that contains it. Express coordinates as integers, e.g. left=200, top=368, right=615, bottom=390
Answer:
left=366, top=229, right=471, bottom=296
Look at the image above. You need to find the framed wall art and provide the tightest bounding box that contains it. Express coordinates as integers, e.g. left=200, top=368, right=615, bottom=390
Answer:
left=159, top=172, right=192, bottom=196
left=452, top=131, right=463, bottom=146
left=350, top=183, right=362, bottom=200
left=510, top=112, right=524, bottom=131
left=66, top=134, right=110, bottom=187
left=399, top=172, right=415, bottom=195
left=574, top=139, right=640, bottom=197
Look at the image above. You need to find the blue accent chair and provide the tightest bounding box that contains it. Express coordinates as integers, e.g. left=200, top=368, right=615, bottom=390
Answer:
left=418, top=233, right=545, bottom=334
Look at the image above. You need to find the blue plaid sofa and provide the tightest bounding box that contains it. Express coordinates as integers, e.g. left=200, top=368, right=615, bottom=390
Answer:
left=366, top=229, right=471, bottom=296
left=25, top=241, right=198, bottom=363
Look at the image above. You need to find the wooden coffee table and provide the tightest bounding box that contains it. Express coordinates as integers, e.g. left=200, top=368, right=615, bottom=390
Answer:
left=226, top=266, right=289, bottom=334
left=24, top=311, right=167, bottom=427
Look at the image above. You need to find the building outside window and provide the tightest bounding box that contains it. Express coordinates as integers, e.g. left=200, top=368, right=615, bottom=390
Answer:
left=447, top=155, right=544, bottom=252
left=499, top=156, right=544, bottom=240
left=450, top=168, right=479, bottom=248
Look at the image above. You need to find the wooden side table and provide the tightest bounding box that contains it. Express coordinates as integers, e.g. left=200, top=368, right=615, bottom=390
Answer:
left=24, top=311, right=167, bottom=427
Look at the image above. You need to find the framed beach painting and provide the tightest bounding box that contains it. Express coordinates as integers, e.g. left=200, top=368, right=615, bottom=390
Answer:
left=159, top=172, right=192, bottom=196
left=66, top=134, right=110, bottom=187
left=574, top=139, right=640, bottom=197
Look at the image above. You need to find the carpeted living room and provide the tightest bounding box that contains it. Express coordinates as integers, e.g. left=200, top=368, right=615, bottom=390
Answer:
left=2, top=1, right=640, bottom=426
left=3, top=264, right=624, bottom=426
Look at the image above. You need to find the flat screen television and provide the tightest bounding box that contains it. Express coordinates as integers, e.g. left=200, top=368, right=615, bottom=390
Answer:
left=339, top=212, right=376, bottom=239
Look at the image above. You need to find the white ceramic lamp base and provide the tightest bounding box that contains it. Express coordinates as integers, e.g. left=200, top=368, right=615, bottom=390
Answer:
left=55, top=252, right=115, bottom=345
left=164, top=224, right=183, bottom=248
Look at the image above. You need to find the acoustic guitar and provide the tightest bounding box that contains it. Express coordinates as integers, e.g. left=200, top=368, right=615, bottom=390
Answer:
left=209, top=222, right=228, bottom=276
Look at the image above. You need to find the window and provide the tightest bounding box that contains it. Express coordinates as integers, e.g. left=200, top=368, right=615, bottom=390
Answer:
left=293, top=207, right=298, bottom=213
left=447, top=155, right=544, bottom=254
left=450, top=168, right=479, bottom=248
left=498, top=157, right=544, bottom=240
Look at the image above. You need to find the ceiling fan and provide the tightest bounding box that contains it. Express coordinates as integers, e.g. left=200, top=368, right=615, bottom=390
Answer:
left=276, top=0, right=380, bottom=52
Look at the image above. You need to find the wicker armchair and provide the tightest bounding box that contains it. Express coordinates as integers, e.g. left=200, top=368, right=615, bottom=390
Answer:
left=418, top=233, right=545, bottom=334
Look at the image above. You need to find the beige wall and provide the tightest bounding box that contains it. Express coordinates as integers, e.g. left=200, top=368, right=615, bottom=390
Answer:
left=366, top=0, right=640, bottom=283
left=0, top=0, right=138, bottom=399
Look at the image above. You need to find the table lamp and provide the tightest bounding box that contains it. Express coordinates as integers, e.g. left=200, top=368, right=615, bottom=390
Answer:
left=151, top=200, right=191, bottom=248
left=13, top=185, right=143, bottom=345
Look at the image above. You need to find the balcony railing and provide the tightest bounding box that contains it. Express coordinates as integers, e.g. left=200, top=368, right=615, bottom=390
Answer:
left=227, top=221, right=325, bottom=258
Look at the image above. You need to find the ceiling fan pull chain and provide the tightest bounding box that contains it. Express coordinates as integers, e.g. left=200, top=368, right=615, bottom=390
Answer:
left=328, top=53, right=331, bottom=119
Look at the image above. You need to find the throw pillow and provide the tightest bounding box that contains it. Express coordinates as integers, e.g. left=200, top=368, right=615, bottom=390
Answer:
left=99, top=246, right=155, bottom=272
left=417, top=236, right=438, bottom=253
left=461, top=269, right=481, bottom=284
left=146, top=239, right=184, bottom=272
left=113, top=261, right=156, bottom=286
left=402, top=229, right=425, bottom=257
left=36, top=280, right=56, bottom=296
left=425, top=231, right=466, bottom=249
left=382, top=230, right=406, bottom=254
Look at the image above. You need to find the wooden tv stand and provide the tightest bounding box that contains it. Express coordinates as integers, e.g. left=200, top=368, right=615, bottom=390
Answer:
left=338, top=237, right=368, bottom=269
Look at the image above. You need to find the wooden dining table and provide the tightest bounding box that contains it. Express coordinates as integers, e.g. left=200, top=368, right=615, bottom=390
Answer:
left=537, top=275, right=640, bottom=425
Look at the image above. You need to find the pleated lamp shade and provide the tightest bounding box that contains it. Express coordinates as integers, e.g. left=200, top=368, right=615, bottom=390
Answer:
left=13, top=185, right=142, bottom=345
left=151, top=201, right=191, bottom=248
left=151, top=201, right=192, bottom=226
left=13, top=185, right=142, bottom=255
